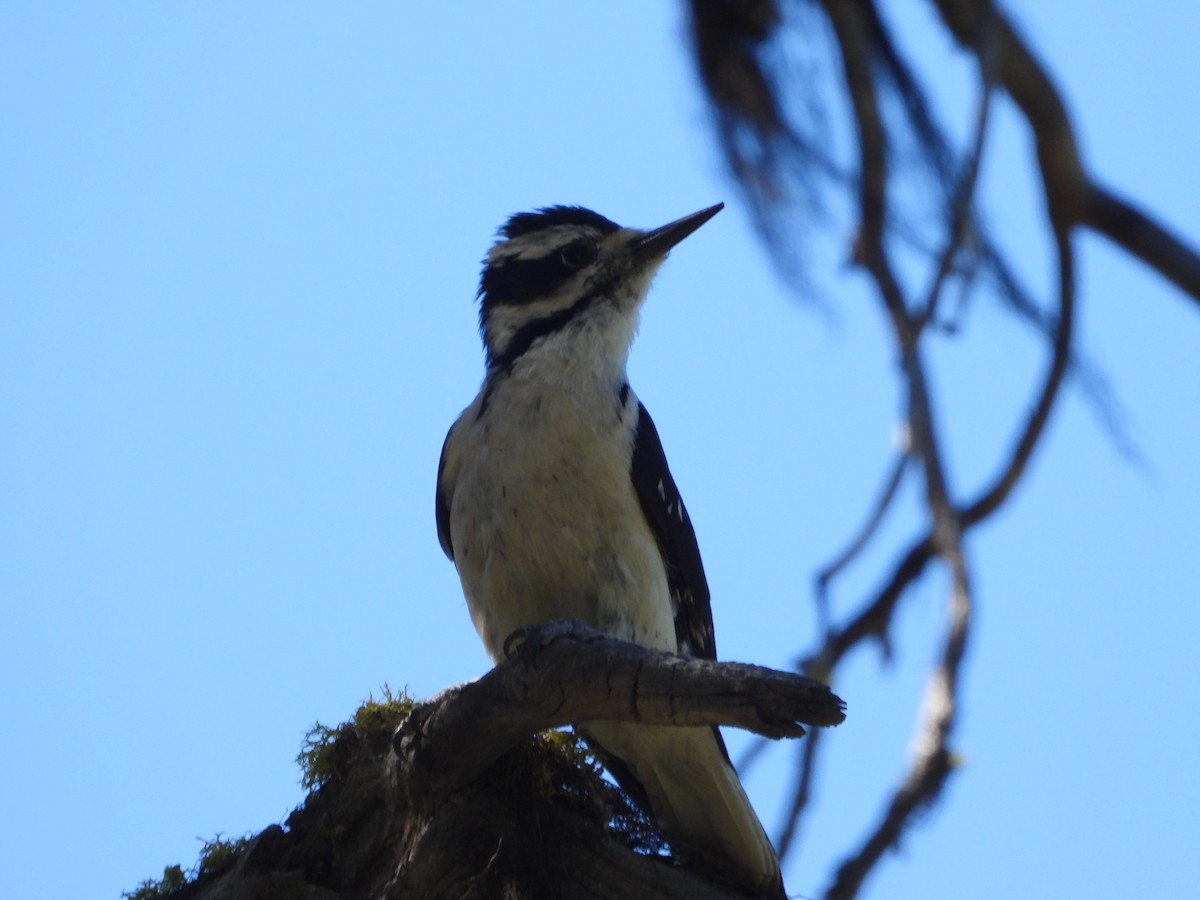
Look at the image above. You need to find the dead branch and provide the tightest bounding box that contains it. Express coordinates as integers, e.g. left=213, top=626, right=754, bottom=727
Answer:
left=170, top=621, right=844, bottom=900
left=396, top=620, right=847, bottom=809
left=918, top=19, right=997, bottom=329
left=1084, top=185, right=1200, bottom=304
left=929, top=0, right=1200, bottom=304
left=687, top=1, right=1192, bottom=896
left=814, top=450, right=910, bottom=621
left=814, top=4, right=979, bottom=894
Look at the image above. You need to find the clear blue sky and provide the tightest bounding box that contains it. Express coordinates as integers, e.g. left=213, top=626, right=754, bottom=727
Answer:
left=2, top=3, right=1198, bottom=898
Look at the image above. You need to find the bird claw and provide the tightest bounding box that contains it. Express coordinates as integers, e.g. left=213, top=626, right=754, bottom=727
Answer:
left=502, top=619, right=599, bottom=660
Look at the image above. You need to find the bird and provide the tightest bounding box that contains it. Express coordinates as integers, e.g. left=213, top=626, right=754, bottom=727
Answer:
left=435, top=202, right=783, bottom=897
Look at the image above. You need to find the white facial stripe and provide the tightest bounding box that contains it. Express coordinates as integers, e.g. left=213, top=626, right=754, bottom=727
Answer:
left=487, top=226, right=598, bottom=265
left=485, top=285, right=583, bottom=350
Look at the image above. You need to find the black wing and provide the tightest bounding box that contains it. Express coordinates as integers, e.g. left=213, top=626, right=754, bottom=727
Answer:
left=629, top=401, right=716, bottom=660
left=435, top=427, right=455, bottom=561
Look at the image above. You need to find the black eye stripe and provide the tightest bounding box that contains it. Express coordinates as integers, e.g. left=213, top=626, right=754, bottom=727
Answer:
left=479, top=237, right=597, bottom=309
left=479, top=254, right=579, bottom=308
left=476, top=206, right=619, bottom=367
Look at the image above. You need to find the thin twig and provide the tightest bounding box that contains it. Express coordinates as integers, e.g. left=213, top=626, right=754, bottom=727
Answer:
left=805, top=533, right=935, bottom=677
left=813, top=4, right=988, bottom=895
left=936, top=0, right=1078, bottom=527
left=918, top=12, right=998, bottom=328
left=689, top=1, right=1195, bottom=897
left=814, top=451, right=910, bottom=618
left=775, top=727, right=824, bottom=861
left=734, top=734, right=772, bottom=778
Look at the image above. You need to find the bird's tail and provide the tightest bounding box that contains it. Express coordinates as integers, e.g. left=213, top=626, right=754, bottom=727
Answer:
left=584, top=720, right=783, bottom=898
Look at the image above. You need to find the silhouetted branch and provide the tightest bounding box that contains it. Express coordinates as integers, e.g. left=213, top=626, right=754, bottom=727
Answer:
left=919, top=20, right=997, bottom=328
left=930, top=0, right=1200, bottom=304
left=813, top=4, right=980, bottom=893
left=689, top=0, right=1195, bottom=896
left=1085, top=184, right=1200, bottom=306
left=807, top=533, right=936, bottom=676
left=775, top=726, right=824, bottom=860
left=814, top=450, right=910, bottom=619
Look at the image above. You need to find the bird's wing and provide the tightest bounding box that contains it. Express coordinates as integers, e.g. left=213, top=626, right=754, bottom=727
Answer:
left=435, top=425, right=456, bottom=561
left=629, top=401, right=715, bottom=661
left=618, top=403, right=783, bottom=896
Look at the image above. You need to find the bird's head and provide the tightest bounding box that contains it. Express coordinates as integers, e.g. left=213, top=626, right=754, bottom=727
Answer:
left=477, top=203, right=723, bottom=370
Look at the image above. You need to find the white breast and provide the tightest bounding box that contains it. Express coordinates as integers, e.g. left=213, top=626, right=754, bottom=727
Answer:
left=445, top=333, right=676, bottom=662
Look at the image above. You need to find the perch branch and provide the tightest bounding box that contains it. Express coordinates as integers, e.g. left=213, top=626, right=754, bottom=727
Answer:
left=394, top=621, right=846, bottom=807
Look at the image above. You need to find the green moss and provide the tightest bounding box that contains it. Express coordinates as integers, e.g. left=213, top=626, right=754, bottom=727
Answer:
left=125, top=687, right=417, bottom=898
left=298, top=686, right=658, bottom=850
left=125, top=688, right=663, bottom=900
left=121, top=865, right=187, bottom=900
left=121, top=834, right=250, bottom=899
left=196, top=833, right=251, bottom=877
left=297, top=684, right=415, bottom=791
left=507, top=729, right=667, bottom=857
left=526, top=729, right=605, bottom=796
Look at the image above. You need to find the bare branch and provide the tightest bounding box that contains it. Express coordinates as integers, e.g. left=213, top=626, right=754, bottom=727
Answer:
left=822, top=399, right=976, bottom=900
left=826, top=335, right=978, bottom=900
left=690, top=1, right=1188, bottom=897
left=919, top=17, right=997, bottom=328
left=818, top=0, right=911, bottom=335
left=395, top=621, right=846, bottom=807
left=814, top=450, right=910, bottom=617
left=775, top=727, right=824, bottom=861
left=1085, top=184, right=1200, bottom=306
left=827, top=484, right=975, bottom=900
left=924, top=0, right=1078, bottom=527
left=813, top=5, right=986, bottom=894
left=807, top=533, right=936, bottom=676
left=929, top=0, right=1200, bottom=308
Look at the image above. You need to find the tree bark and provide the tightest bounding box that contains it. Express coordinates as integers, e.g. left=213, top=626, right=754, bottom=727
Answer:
left=170, top=622, right=845, bottom=900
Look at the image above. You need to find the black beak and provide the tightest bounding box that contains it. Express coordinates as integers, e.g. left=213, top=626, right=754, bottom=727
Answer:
left=631, top=202, right=724, bottom=260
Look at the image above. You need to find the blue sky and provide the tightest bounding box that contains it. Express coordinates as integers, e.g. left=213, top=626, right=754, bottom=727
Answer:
left=2, top=3, right=1198, bottom=898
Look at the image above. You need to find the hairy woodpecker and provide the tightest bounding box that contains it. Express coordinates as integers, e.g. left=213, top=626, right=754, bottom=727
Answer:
left=436, top=203, right=783, bottom=896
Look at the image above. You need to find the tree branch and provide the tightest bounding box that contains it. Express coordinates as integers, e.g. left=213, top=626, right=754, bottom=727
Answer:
left=929, top=0, right=1200, bottom=306
left=689, top=1, right=1190, bottom=896
left=396, top=621, right=846, bottom=808
left=1084, top=184, right=1200, bottom=307
left=815, top=5, right=981, bottom=895
left=919, top=15, right=997, bottom=329
left=814, top=450, right=910, bottom=621
left=170, top=623, right=844, bottom=900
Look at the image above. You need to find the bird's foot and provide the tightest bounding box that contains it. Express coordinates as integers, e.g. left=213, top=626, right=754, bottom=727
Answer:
left=502, top=618, right=601, bottom=660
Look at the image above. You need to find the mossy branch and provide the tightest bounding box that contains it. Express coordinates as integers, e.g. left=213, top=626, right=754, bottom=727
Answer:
left=128, top=621, right=844, bottom=900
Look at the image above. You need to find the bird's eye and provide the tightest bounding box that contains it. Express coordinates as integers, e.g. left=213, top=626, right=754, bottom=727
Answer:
left=560, top=240, right=597, bottom=269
